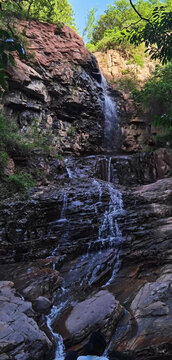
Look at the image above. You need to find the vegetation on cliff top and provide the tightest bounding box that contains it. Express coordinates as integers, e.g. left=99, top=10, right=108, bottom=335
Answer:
left=85, top=0, right=172, bottom=64
left=0, top=0, right=75, bottom=27
left=0, top=0, right=76, bottom=92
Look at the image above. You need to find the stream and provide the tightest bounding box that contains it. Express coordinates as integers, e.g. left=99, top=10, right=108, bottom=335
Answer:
left=47, top=74, right=126, bottom=359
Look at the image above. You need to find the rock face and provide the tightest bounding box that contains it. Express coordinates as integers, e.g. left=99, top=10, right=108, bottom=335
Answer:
left=3, top=21, right=104, bottom=155
left=94, top=50, right=159, bottom=153
left=0, top=19, right=172, bottom=360
left=0, top=151, right=171, bottom=265
left=0, top=281, right=52, bottom=360
left=95, top=50, right=155, bottom=84
left=109, top=177, right=172, bottom=359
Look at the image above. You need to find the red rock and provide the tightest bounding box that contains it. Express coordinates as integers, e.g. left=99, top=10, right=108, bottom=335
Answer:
left=19, top=21, right=91, bottom=67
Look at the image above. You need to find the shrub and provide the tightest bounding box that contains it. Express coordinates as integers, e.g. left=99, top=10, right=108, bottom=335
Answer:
left=113, top=77, right=139, bottom=91
left=5, top=173, right=36, bottom=192
left=132, top=63, right=172, bottom=120
left=0, top=151, right=9, bottom=175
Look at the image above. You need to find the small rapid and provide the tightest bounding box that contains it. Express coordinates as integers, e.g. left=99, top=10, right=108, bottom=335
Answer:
left=47, top=302, right=67, bottom=360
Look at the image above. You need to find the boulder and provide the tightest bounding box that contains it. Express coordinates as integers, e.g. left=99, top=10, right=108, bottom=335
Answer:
left=0, top=281, right=52, bottom=360
left=121, top=269, right=172, bottom=357
left=33, top=296, right=52, bottom=314
left=52, top=290, right=124, bottom=348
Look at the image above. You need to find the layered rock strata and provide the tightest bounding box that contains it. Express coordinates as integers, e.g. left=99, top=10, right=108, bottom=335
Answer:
left=3, top=21, right=104, bottom=155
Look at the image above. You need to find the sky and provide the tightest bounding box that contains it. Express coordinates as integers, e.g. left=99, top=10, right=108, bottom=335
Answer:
left=69, top=0, right=112, bottom=39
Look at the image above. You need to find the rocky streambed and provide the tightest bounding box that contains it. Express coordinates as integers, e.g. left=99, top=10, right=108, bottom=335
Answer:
left=0, top=153, right=172, bottom=360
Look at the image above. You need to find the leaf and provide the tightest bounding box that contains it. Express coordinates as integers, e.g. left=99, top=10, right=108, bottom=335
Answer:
left=2, top=53, right=8, bottom=67
left=9, top=54, right=15, bottom=65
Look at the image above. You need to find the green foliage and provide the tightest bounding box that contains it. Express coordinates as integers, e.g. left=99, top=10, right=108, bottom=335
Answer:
left=0, top=0, right=76, bottom=28
left=0, top=114, right=55, bottom=196
left=86, top=0, right=172, bottom=65
left=132, top=62, right=172, bottom=146
left=83, top=8, right=97, bottom=42
left=112, top=76, right=138, bottom=91
left=55, top=154, right=63, bottom=159
left=5, top=173, right=36, bottom=192
left=0, top=151, right=9, bottom=175
left=88, top=0, right=159, bottom=49
left=67, top=125, right=76, bottom=137
left=133, top=63, right=172, bottom=115
left=0, top=28, right=25, bottom=94
left=154, top=130, right=172, bottom=147
left=132, top=53, right=144, bottom=68
left=86, top=43, right=97, bottom=52
left=0, top=114, right=19, bottom=151
left=22, top=118, right=52, bottom=153
left=128, top=5, right=172, bottom=64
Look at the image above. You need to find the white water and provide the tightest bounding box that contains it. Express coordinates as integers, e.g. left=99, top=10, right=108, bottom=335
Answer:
left=107, top=157, right=112, bottom=182
left=65, top=159, right=74, bottom=179
left=101, top=74, right=119, bottom=151
left=48, top=74, right=124, bottom=359
left=47, top=302, right=68, bottom=360
left=60, top=193, right=68, bottom=220
left=51, top=193, right=68, bottom=259
left=98, top=183, right=124, bottom=246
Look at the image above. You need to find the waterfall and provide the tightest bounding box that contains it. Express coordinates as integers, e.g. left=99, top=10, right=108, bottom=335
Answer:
left=60, top=193, right=68, bottom=220
left=51, top=192, right=68, bottom=258
left=48, top=89, right=124, bottom=359
left=65, top=158, right=74, bottom=179
left=98, top=183, right=124, bottom=247
left=101, top=74, right=120, bottom=151
left=107, top=156, right=112, bottom=182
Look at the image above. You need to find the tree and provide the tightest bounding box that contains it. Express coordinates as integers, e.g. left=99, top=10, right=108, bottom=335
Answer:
left=91, top=0, right=156, bottom=45
left=0, top=0, right=76, bottom=28
left=83, top=8, right=97, bottom=42
left=128, top=1, right=172, bottom=64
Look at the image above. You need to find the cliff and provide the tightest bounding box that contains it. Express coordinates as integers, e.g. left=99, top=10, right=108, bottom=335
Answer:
left=3, top=20, right=104, bottom=156
left=0, top=20, right=172, bottom=360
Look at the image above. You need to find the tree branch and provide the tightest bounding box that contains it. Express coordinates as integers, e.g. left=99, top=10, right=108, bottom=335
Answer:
left=129, top=0, right=152, bottom=24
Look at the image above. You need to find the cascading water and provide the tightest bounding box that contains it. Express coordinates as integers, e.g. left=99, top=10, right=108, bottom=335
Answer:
left=47, top=302, right=67, bottom=360
left=101, top=74, right=120, bottom=151
left=47, top=73, right=125, bottom=360
left=60, top=193, right=68, bottom=220
left=98, top=183, right=123, bottom=246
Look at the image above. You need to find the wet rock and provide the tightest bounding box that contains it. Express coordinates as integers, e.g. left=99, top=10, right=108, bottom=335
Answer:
left=33, top=296, right=52, bottom=314
left=0, top=281, right=52, bottom=359
left=120, top=270, right=172, bottom=356
left=108, top=177, right=172, bottom=359
left=15, top=267, right=62, bottom=302
left=52, top=290, right=124, bottom=348
left=96, top=149, right=172, bottom=186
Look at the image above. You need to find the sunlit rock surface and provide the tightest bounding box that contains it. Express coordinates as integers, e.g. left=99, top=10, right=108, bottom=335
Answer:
left=3, top=21, right=104, bottom=155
